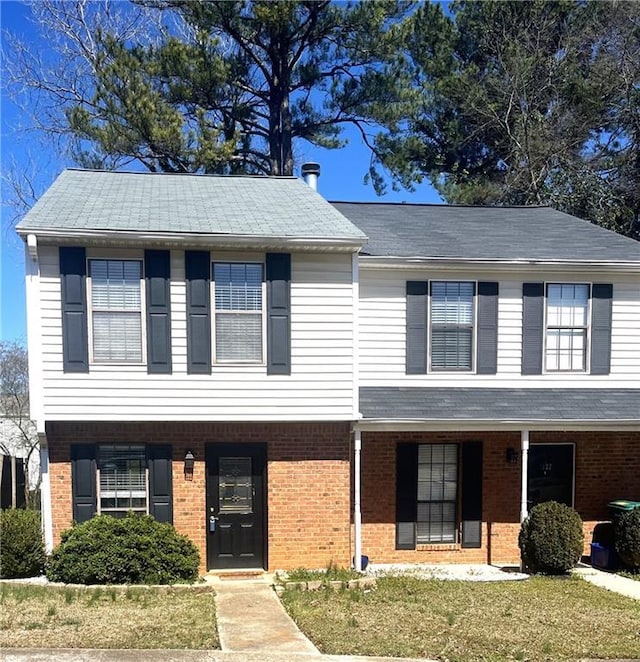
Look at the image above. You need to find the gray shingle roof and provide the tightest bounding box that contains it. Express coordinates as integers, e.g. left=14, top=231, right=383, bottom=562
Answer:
left=17, top=169, right=366, bottom=241
left=332, top=202, right=640, bottom=262
left=360, top=387, right=640, bottom=422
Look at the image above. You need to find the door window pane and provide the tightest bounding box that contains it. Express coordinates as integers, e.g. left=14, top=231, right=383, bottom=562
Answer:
left=219, top=457, right=253, bottom=514
left=527, top=444, right=574, bottom=508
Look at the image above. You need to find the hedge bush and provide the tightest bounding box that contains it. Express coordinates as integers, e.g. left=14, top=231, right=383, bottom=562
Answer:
left=0, top=508, right=45, bottom=578
left=46, top=514, right=200, bottom=584
left=614, top=508, right=640, bottom=569
left=519, top=501, right=584, bottom=575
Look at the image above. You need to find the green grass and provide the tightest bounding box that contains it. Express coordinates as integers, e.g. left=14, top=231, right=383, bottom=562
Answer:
left=0, top=583, right=218, bottom=649
left=283, top=562, right=362, bottom=583
left=281, top=575, right=640, bottom=661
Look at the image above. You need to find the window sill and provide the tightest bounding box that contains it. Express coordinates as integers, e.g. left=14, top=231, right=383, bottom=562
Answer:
left=416, top=543, right=460, bottom=551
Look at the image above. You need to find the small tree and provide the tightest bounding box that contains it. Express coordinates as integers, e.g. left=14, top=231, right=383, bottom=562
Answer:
left=519, top=501, right=584, bottom=575
left=0, top=341, right=40, bottom=506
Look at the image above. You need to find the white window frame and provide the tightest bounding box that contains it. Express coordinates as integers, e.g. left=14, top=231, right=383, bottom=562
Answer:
left=428, top=280, right=477, bottom=373
left=96, top=443, right=149, bottom=517
left=543, top=282, right=591, bottom=373
left=416, top=443, right=459, bottom=545
left=87, top=256, right=146, bottom=366
left=211, top=259, right=267, bottom=366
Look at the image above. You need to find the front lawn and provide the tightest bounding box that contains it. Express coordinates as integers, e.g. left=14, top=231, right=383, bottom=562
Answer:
left=0, top=583, right=218, bottom=649
left=281, top=575, right=640, bottom=661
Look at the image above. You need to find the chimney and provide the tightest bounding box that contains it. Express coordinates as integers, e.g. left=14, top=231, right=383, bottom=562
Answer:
left=301, top=162, right=320, bottom=191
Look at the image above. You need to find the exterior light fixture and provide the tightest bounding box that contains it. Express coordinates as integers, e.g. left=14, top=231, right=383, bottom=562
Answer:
left=184, top=450, right=195, bottom=474
left=506, top=448, right=519, bottom=465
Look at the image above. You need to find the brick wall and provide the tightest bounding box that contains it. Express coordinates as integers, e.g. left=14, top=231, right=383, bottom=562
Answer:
left=360, top=430, right=640, bottom=565
left=45, top=421, right=351, bottom=574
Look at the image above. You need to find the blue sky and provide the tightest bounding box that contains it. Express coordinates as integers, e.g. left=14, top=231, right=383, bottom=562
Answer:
left=0, top=0, right=442, bottom=345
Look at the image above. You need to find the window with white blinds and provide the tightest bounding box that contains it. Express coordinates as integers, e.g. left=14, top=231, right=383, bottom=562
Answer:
left=417, top=444, right=458, bottom=544
left=98, top=444, right=147, bottom=515
left=89, top=259, right=143, bottom=363
left=545, top=284, right=589, bottom=372
left=213, top=262, right=263, bottom=363
left=430, top=281, right=475, bottom=371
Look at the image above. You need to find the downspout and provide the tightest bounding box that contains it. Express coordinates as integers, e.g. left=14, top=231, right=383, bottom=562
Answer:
left=25, top=235, right=53, bottom=550
left=353, top=427, right=362, bottom=572
left=520, top=430, right=530, bottom=523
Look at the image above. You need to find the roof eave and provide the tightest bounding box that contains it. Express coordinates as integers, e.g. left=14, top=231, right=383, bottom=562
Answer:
left=358, top=255, right=640, bottom=273
left=16, top=227, right=367, bottom=251
left=356, top=418, right=640, bottom=432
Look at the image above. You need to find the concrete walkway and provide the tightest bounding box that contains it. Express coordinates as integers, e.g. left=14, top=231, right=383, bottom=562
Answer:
left=574, top=564, right=640, bottom=600
left=208, top=574, right=319, bottom=654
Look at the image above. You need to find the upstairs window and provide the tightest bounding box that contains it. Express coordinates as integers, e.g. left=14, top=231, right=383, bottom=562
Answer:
left=97, top=444, right=147, bottom=516
left=545, top=284, right=589, bottom=372
left=430, top=281, right=475, bottom=371
left=213, top=262, right=264, bottom=363
left=89, top=259, right=143, bottom=363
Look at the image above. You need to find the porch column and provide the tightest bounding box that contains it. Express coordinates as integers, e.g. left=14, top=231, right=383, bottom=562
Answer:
left=40, top=440, right=54, bottom=553
left=520, top=430, right=530, bottom=523
left=353, top=428, right=362, bottom=571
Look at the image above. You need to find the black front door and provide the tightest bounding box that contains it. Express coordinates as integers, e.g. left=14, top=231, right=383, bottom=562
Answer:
left=528, top=444, right=575, bottom=509
left=205, top=443, right=266, bottom=570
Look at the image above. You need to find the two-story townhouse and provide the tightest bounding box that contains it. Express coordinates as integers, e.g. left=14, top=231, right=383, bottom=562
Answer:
left=338, top=203, right=640, bottom=568
left=18, top=168, right=640, bottom=574
left=17, top=168, right=366, bottom=573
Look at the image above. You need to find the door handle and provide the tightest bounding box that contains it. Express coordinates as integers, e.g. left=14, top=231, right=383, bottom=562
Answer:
left=209, top=514, right=218, bottom=533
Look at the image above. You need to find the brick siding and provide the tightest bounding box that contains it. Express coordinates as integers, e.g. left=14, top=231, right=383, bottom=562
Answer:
left=360, top=431, right=640, bottom=565
left=45, top=421, right=351, bottom=574
left=45, top=422, right=639, bottom=572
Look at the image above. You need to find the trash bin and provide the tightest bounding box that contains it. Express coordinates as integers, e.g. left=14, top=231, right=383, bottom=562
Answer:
left=608, top=500, right=640, bottom=519
left=590, top=542, right=612, bottom=570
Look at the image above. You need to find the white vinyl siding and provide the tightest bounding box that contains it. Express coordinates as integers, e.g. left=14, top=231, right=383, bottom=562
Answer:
left=417, top=444, right=458, bottom=544
left=358, top=266, right=640, bottom=387
left=213, top=262, right=263, bottom=363
left=430, top=282, right=474, bottom=371
left=89, top=259, right=143, bottom=363
left=545, top=284, right=589, bottom=372
left=37, top=248, right=356, bottom=421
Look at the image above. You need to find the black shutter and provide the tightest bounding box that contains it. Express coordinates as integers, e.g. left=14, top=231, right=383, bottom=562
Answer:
left=145, top=250, right=172, bottom=374
left=71, top=444, right=96, bottom=523
left=148, top=444, right=173, bottom=523
left=590, top=283, right=613, bottom=375
left=477, top=282, right=499, bottom=374
left=396, top=443, right=418, bottom=549
left=266, top=253, right=291, bottom=375
left=60, top=247, right=89, bottom=373
left=406, top=281, right=428, bottom=374
left=461, top=441, right=483, bottom=548
left=186, top=251, right=211, bottom=374
left=522, top=283, right=544, bottom=375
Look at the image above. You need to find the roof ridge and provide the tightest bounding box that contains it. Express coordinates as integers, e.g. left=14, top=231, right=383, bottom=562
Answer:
left=64, top=168, right=298, bottom=180
left=330, top=200, right=552, bottom=209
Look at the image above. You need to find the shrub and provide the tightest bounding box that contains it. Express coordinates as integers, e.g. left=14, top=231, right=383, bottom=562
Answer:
left=614, top=508, right=640, bottom=569
left=46, top=514, right=200, bottom=585
left=518, top=501, right=584, bottom=575
left=0, top=508, right=45, bottom=578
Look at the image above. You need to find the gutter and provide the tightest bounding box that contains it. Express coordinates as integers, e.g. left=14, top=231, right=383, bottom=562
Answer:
left=359, top=256, right=640, bottom=273
left=16, top=227, right=367, bottom=251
